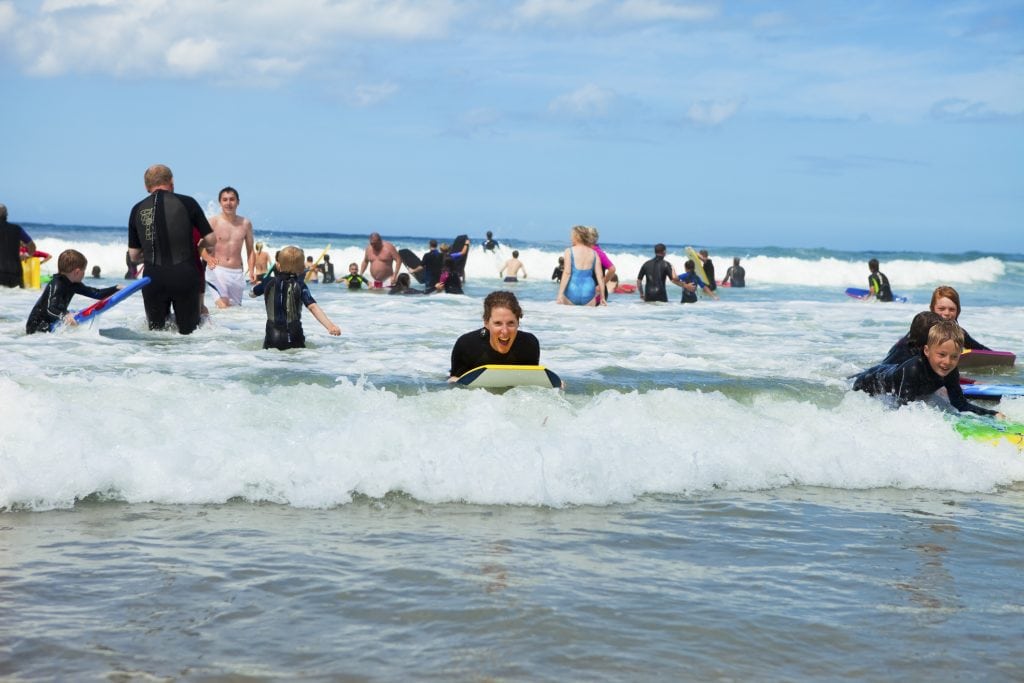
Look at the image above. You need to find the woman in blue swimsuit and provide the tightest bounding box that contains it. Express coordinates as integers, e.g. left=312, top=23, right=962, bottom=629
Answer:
left=556, top=225, right=606, bottom=306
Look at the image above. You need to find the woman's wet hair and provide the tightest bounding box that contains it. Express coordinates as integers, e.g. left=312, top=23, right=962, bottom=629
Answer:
left=930, top=285, right=961, bottom=319
left=483, top=290, right=523, bottom=321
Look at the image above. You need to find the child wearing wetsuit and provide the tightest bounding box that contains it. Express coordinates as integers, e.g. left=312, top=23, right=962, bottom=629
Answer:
left=867, top=258, right=894, bottom=302
left=26, top=249, right=119, bottom=334
left=852, top=320, right=1003, bottom=418
left=675, top=260, right=718, bottom=303
left=341, top=262, right=370, bottom=289
left=251, top=246, right=340, bottom=350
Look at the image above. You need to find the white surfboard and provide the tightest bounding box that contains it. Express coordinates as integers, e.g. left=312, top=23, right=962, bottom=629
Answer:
left=456, top=364, right=561, bottom=389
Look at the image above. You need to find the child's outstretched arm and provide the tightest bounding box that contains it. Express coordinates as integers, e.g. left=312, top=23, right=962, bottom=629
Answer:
left=308, top=303, right=341, bottom=336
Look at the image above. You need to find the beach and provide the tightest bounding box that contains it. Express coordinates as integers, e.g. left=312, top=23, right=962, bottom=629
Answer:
left=2, top=225, right=1023, bottom=680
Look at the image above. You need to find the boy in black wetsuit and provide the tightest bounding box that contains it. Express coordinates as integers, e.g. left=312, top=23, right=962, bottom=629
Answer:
left=251, top=246, right=340, bottom=350
left=853, top=320, right=1004, bottom=418
left=340, top=262, right=370, bottom=289
left=26, top=249, right=120, bottom=334
left=867, top=258, right=894, bottom=302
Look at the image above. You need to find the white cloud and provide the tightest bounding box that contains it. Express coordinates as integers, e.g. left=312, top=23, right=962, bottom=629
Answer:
left=166, top=37, right=220, bottom=75
left=515, top=0, right=604, bottom=23
left=350, top=82, right=399, bottom=107
left=687, top=99, right=739, bottom=126
left=0, top=2, right=17, bottom=33
left=5, top=0, right=461, bottom=79
left=615, top=0, right=716, bottom=22
left=549, top=83, right=616, bottom=117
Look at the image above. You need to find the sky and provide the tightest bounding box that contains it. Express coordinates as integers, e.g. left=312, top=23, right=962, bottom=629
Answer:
left=1, top=0, right=1022, bottom=252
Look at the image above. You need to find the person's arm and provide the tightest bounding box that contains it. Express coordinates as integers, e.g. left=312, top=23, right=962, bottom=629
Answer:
left=307, top=303, right=341, bottom=336
left=592, top=251, right=606, bottom=306
left=697, top=276, right=718, bottom=300
left=244, top=220, right=256, bottom=282
left=71, top=282, right=120, bottom=300
left=961, top=329, right=991, bottom=351
left=556, top=249, right=571, bottom=304
left=360, top=248, right=370, bottom=276
left=520, top=263, right=528, bottom=279
left=946, top=373, right=1002, bottom=417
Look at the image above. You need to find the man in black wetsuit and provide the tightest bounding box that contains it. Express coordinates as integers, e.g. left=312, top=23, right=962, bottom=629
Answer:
left=128, top=165, right=215, bottom=334
left=867, top=258, right=894, bottom=302
left=636, top=243, right=678, bottom=302
left=0, top=203, right=36, bottom=288
left=699, top=249, right=717, bottom=291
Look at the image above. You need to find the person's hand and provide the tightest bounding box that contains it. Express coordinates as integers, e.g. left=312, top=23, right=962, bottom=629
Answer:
left=556, top=294, right=570, bottom=305
left=64, top=313, right=77, bottom=326
left=327, top=325, right=341, bottom=336
left=995, top=412, right=1006, bottom=420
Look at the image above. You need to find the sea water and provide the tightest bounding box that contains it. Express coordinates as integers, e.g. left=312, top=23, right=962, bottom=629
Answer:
left=2, top=224, right=1023, bottom=680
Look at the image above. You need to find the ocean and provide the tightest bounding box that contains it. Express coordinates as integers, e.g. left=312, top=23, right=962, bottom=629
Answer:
left=2, top=223, right=1023, bottom=681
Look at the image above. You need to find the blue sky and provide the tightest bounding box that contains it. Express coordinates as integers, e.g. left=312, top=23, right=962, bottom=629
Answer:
left=1, top=0, right=1022, bottom=251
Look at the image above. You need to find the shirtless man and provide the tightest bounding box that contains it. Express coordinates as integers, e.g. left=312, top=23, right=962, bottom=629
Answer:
left=204, top=186, right=255, bottom=307
left=360, top=232, right=402, bottom=288
left=499, top=250, right=527, bottom=282
left=252, top=242, right=271, bottom=280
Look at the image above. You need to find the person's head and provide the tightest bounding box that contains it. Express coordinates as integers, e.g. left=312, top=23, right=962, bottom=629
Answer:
left=570, top=225, right=594, bottom=247
left=440, top=243, right=450, bottom=254
left=277, top=246, right=305, bottom=275
left=608, top=272, right=619, bottom=284
left=654, top=243, right=666, bottom=256
left=348, top=262, right=358, bottom=274
left=323, top=254, right=330, bottom=263
left=91, top=265, right=101, bottom=278
left=733, top=257, right=741, bottom=266
left=684, top=259, right=696, bottom=272
left=57, top=249, right=88, bottom=281
left=255, top=242, right=264, bottom=253
left=585, top=226, right=600, bottom=245
left=486, top=230, right=493, bottom=238
left=395, top=273, right=411, bottom=288
left=144, top=164, right=173, bottom=192
left=699, top=249, right=709, bottom=259
left=557, top=256, right=564, bottom=264
left=368, top=232, right=382, bottom=249
left=218, top=187, right=239, bottom=213
left=907, top=311, right=944, bottom=350
left=429, top=239, right=438, bottom=249
left=868, top=258, right=880, bottom=273
left=512, top=250, right=519, bottom=258
left=930, top=285, right=961, bottom=321
left=0, top=203, right=7, bottom=222
left=482, top=290, right=524, bottom=355
left=923, top=320, right=965, bottom=377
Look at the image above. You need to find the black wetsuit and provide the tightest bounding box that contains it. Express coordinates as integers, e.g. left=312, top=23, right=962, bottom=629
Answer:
left=551, top=265, right=564, bottom=282
left=341, top=273, right=369, bottom=289
left=25, top=274, right=118, bottom=334
left=439, top=269, right=463, bottom=294
left=128, top=190, right=212, bottom=334
left=961, top=328, right=990, bottom=351
left=878, top=335, right=916, bottom=366
left=725, top=265, right=745, bottom=287
left=420, top=249, right=444, bottom=290
left=449, top=328, right=540, bottom=378
left=868, top=271, right=893, bottom=302
left=703, top=258, right=717, bottom=291
left=252, top=273, right=317, bottom=350
left=0, top=220, right=31, bottom=288
left=638, top=256, right=673, bottom=302
left=483, top=238, right=498, bottom=251
left=320, top=261, right=335, bottom=284
left=852, top=353, right=996, bottom=416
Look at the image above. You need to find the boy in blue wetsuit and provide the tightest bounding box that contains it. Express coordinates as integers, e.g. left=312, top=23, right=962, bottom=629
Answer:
left=675, top=260, right=718, bottom=303
left=26, top=249, right=120, bottom=334
left=251, top=246, right=340, bottom=350
left=852, top=320, right=1003, bottom=418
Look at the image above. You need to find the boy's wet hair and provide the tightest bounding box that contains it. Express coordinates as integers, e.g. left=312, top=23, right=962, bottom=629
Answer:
left=277, top=246, right=305, bottom=274
left=57, top=249, right=87, bottom=274
left=868, top=258, right=880, bottom=272
left=926, top=320, right=965, bottom=351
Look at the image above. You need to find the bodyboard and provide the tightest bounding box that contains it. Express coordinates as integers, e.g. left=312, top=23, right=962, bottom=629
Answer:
left=399, top=248, right=425, bottom=283
left=960, top=382, right=1024, bottom=400
left=55, top=276, right=151, bottom=330
left=451, top=234, right=469, bottom=275
left=684, top=247, right=710, bottom=291
left=456, top=364, right=561, bottom=389
left=958, top=349, right=1016, bottom=369
left=845, top=287, right=908, bottom=303
left=953, top=416, right=1024, bottom=449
